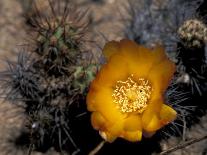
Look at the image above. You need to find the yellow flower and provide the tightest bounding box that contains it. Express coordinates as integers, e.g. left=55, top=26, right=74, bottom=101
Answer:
left=87, top=39, right=177, bottom=142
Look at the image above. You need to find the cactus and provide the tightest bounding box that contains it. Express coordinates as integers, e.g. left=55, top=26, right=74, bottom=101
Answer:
left=0, top=0, right=97, bottom=154
left=28, top=0, right=90, bottom=76
left=176, top=19, right=207, bottom=95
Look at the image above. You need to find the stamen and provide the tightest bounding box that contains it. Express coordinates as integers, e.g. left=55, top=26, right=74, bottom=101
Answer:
left=112, top=74, right=152, bottom=113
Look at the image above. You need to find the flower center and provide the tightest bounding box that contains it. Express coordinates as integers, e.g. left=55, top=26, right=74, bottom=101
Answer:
left=112, top=75, right=152, bottom=113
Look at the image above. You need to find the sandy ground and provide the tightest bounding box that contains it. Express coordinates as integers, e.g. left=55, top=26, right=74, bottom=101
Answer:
left=0, top=0, right=206, bottom=154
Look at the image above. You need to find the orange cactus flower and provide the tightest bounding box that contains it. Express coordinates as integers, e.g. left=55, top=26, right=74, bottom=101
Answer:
left=87, top=39, right=177, bottom=142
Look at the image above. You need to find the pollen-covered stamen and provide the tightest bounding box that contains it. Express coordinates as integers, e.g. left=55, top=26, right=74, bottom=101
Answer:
left=112, top=75, right=152, bottom=113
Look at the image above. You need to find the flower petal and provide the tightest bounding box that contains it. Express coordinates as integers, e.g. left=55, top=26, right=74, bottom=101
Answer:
left=150, top=45, right=168, bottom=64
left=142, top=97, right=163, bottom=131
left=147, top=57, right=176, bottom=94
left=121, top=130, right=142, bottom=142
left=107, top=120, right=124, bottom=137
left=87, top=87, right=124, bottom=124
left=119, top=40, right=151, bottom=78
left=124, top=115, right=142, bottom=131
left=99, top=131, right=117, bottom=143
left=143, top=114, right=161, bottom=132
left=103, top=41, right=120, bottom=59
left=119, top=39, right=140, bottom=55
left=159, top=104, right=177, bottom=125
left=92, top=54, right=129, bottom=88
left=91, top=112, right=106, bottom=130
left=119, top=40, right=167, bottom=79
left=87, top=85, right=97, bottom=111
left=142, top=101, right=177, bottom=132
left=91, top=112, right=124, bottom=139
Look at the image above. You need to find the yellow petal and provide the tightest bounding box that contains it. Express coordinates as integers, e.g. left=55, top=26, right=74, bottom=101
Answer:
left=122, top=130, right=142, bottom=142
left=143, top=114, right=162, bottom=132
left=142, top=97, right=162, bottom=122
left=103, top=41, right=120, bottom=59
left=124, top=115, right=142, bottom=131
left=107, top=119, right=124, bottom=136
left=92, top=54, right=129, bottom=88
left=159, top=104, right=177, bottom=125
left=119, top=39, right=140, bottom=55
left=142, top=104, right=177, bottom=132
left=91, top=112, right=106, bottom=130
left=87, top=87, right=124, bottom=124
left=119, top=39, right=151, bottom=78
left=87, top=86, right=97, bottom=111
left=99, top=131, right=117, bottom=143
left=150, top=45, right=167, bottom=63
left=147, top=57, right=176, bottom=94
left=142, top=97, right=163, bottom=131
left=91, top=112, right=124, bottom=142
left=98, top=120, right=124, bottom=142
